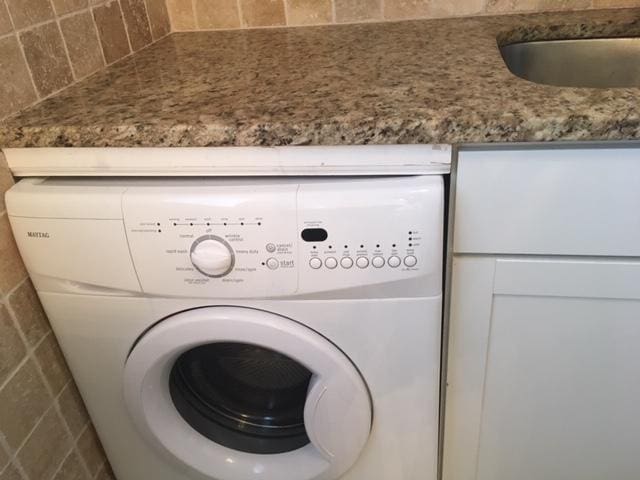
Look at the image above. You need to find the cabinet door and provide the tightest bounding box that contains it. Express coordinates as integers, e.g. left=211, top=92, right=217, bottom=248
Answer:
left=444, top=256, right=640, bottom=480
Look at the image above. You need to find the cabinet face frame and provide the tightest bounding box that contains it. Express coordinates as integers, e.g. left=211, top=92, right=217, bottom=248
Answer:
left=453, top=145, right=640, bottom=257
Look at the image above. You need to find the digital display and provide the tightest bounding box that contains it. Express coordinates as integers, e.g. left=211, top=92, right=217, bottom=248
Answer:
left=301, top=228, right=328, bottom=242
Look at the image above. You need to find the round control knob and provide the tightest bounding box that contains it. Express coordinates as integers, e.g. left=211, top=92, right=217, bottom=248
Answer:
left=388, top=256, right=401, bottom=268
left=356, top=257, right=369, bottom=269
left=404, top=255, right=418, bottom=267
left=340, top=257, right=354, bottom=269
left=309, top=257, right=322, bottom=269
left=190, top=236, right=234, bottom=277
left=372, top=256, right=385, bottom=268
left=325, top=257, right=338, bottom=269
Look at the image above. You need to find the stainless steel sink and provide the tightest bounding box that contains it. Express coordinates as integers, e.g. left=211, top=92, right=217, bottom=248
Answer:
left=499, top=37, right=640, bottom=88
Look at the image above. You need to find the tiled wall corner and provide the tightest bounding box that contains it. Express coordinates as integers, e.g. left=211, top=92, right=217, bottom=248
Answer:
left=166, top=0, right=640, bottom=31
left=0, top=2, right=172, bottom=478
left=0, top=0, right=171, bottom=122
left=0, top=157, right=115, bottom=480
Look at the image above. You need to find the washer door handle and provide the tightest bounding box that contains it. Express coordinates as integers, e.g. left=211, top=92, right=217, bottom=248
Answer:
left=305, top=374, right=372, bottom=470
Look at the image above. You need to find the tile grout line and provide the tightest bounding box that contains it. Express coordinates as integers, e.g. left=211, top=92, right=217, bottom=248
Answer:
left=0, top=282, right=89, bottom=479
left=54, top=15, right=78, bottom=83
left=89, top=5, right=109, bottom=69
left=0, top=404, right=54, bottom=470
left=29, top=330, right=95, bottom=480
left=0, top=436, right=29, bottom=480
left=0, top=375, right=90, bottom=480
left=0, top=299, right=52, bottom=395
left=142, top=0, right=155, bottom=41
left=5, top=22, right=40, bottom=105
left=165, top=0, right=178, bottom=31
left=190, top=0, right=196, bottom=28
left=72, top=423, right=96, bottom=479
left=4, top=4, right=112, bottom=40
left=162, top=0, right=172, bottom=33
left=116, top=0, right=135, bottom=55
left=53, top=398, right=95, bottom=479
left=282, top=0, right=290, bottom=26
left=1, top=275, right=29, bottom=300
left=193, top=0, right=201, bottom=29
left=48, top=447, right=76, bottom=480
left=236, top=0, right=245, bottom=29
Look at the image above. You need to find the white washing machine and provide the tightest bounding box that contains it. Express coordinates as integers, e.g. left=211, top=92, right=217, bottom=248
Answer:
left=6, top=175, right=443, bottom=480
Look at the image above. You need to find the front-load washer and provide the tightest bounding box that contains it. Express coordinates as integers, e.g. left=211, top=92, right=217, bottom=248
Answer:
left=6, top=175, right=443, bottom=480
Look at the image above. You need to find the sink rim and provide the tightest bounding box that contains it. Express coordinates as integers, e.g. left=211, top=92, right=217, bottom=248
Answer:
left=499, top=36, right=640, bottom=89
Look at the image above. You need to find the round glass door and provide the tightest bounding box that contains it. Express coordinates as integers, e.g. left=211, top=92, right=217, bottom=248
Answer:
left=169, top=342, right=312, bottom=454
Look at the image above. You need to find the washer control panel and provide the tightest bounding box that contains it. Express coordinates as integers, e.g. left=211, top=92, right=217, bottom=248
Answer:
left=296, top=176, right=442, bottom=295
left=123, top=183, right=299, bottom=297
left=123, top=176, right=443, bottom=298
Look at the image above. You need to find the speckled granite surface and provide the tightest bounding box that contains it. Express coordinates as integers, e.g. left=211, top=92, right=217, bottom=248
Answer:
left=2, top=8, right=640, bottom=148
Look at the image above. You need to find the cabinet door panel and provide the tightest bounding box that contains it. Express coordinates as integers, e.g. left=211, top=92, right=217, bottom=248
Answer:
left=444, top=257, right=640, bottom=480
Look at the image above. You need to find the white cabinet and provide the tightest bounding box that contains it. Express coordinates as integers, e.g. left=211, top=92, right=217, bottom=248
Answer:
left=444, top=147, right=640, bottom=480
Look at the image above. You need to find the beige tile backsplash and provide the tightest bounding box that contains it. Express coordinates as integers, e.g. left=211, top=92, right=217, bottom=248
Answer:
left=93, top=1, right=134, bottom=63
left=287, top=0, right=333, bottom=25
left=4, top=0, right=55, bottom=30
left=195, top=0, right=240, bottom=29
left=120, top=0, right=153, bottom=50
left=20, top=22, right=75, bottom=97
left=144, top=0, right=171, bottom=37
left=0, top=0, right=171, bottom=122
left=60, top=12, right=105, bottom=79
left=335, top=0, right=382, bottom=22
left=168, top=0, right=640, bottom=30
left=240, top=0, right=287, bottom=27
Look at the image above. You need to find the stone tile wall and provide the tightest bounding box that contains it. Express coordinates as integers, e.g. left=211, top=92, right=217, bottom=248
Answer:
left=0, top=0, right=170, bottom=121
left=166, top=0, right=640, bottom=30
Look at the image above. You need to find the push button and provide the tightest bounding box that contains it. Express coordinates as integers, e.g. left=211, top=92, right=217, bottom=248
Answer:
left=340, top=257, right=354, bottom=269
left=388, top=256, right=401, bottom=268
left=325, top=257, right=338, bottom=269
left=356, top=257, right=369, bottom=269
left=266, top=258, right=279, bottom=270
left=372, top=256, right=385, bottom=268
left=266, top=243, right=276, bottom=253
left=309, top=257, right=322, bottom=269
left=404, top=255, right=418, bottom=267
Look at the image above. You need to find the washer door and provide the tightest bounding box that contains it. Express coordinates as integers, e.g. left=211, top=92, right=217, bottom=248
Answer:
left=123, top=307, right=372, bottom=480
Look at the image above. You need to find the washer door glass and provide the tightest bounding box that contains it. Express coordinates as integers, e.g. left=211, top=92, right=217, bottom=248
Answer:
left=169, top=342, right=312, bottom=454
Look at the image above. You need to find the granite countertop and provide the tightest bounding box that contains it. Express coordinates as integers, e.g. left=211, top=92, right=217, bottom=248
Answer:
left=2, top=9, right=640, bottom=148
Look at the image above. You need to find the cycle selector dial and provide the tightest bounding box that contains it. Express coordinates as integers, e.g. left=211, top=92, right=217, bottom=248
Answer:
left=190, top=236, right=235, bottom=278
